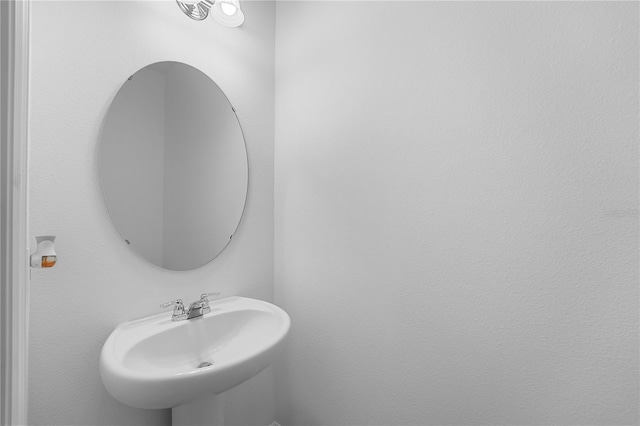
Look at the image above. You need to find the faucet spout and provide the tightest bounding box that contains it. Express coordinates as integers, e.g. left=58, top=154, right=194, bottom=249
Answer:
left=186, top=301, right=207, bottom=320
left=185, top=292, right=221, bottom=320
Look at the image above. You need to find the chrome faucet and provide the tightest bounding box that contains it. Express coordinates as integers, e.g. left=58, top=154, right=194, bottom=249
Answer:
left=186, top=292, right=221, bottom=319
left=160, top=293, right=221, bottom=322
left=160, top=299, right=187, bottom=321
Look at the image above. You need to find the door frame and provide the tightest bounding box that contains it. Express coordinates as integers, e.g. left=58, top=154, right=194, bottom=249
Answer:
left=1, top=0, right=30, bottom=424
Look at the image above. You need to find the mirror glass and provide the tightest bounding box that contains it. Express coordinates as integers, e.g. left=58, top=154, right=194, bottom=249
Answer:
left=99, top=61, right=248, bottom=271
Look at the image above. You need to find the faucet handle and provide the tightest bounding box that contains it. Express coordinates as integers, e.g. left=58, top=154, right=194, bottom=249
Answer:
left=201, top=292, right=221, bottom=303
left=199, top=292, right=221, bottom=315
left=160, top=299, right=187, bottom=321
left=160, top=298, right=184, bottom=309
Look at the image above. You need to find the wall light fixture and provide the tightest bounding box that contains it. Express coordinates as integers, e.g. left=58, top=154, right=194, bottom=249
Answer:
left=176, top=0, right=244, bottom=26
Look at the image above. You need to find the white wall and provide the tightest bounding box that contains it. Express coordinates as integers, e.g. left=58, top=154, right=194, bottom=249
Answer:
left=28, top=1, right=275, bottom=425
left=274, top=2, right=639, bottom=425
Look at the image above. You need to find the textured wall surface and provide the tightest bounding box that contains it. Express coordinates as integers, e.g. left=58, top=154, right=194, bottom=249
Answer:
left=28, top=1, right=275, bottom=425
left=274, top=2, right=639, bottom=425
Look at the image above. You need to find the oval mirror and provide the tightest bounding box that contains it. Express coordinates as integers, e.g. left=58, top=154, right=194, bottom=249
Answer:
left=99, top=61, right=248, bottom=271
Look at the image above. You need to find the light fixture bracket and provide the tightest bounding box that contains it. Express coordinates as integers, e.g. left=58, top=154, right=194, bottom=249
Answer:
left=176, top=0, right=213, bottom=21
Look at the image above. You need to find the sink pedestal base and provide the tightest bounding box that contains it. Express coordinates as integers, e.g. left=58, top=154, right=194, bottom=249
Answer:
left=172, top=393, right=225, bottom=426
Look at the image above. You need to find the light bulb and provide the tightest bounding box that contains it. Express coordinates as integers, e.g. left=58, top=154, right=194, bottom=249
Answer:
left=220, top=3, right=236, bottom=15
left=211, top=0, right=244, bottom=27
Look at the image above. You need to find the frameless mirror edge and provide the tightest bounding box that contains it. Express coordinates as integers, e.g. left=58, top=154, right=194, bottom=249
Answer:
left=97, top=60, right=249, bottom=272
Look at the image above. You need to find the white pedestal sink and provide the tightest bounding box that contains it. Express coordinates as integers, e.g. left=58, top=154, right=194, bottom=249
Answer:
left=100, top=297, right=290, bottom=425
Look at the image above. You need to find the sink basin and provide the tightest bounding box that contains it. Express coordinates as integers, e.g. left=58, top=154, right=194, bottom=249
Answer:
left=100, top=296, right=290, bottom=410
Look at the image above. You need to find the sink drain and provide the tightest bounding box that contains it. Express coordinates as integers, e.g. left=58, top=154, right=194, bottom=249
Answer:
left=197, top=361, right=213, bottom=368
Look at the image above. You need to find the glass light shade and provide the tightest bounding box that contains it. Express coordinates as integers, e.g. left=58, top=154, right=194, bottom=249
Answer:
left=211, top=0, right=244, bottom=27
